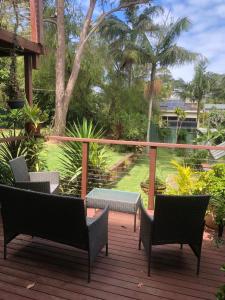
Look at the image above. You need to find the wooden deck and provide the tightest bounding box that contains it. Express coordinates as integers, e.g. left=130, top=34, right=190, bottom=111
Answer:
left=0, top=211, right=224, bottom=300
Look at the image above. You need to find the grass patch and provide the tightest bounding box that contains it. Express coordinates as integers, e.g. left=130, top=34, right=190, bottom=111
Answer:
left=43, top=142, right=125, bottom=171
left=111, top=148, right=180, bottom=206
left=43, top=143, right=181, bottom=207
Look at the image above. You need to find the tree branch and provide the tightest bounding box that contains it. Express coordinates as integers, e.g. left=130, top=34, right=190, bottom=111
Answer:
left=43, top=18, right=57, bottom=25
left=84, top=0, right=150, bottom=43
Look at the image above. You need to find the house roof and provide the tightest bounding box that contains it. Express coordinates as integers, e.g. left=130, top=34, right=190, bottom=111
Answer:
left=160, top=99, right=197, bottom=111
left=204, top=104, right=225, bottom=111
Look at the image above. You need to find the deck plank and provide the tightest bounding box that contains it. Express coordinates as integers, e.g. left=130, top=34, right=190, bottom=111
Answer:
left=0, top=211, right=224, bottom=300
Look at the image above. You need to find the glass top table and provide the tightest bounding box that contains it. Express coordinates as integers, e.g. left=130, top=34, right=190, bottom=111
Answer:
left=86, top=188, right=141, bottom=231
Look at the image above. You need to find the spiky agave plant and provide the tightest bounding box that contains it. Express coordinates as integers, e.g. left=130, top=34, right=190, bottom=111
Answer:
left=60, top=119, right=108, bottom=195
left=0, top=130, right=27, bottom=184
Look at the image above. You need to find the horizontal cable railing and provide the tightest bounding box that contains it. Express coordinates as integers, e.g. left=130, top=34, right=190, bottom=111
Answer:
left=46, top=136, right=225, bottom=210
left=0, top=136, right=26, bottom=143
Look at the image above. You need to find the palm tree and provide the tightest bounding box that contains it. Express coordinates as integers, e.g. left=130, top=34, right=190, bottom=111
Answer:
left=175, top=107, right=186, bottom=143
left=141, top=17, right=198, bottom=141
left=191, top=60, right=209, bottom=127
left=100, top=6, right=162, bottom=86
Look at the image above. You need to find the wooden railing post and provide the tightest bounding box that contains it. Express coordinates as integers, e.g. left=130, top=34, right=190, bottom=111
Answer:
left=24, top=55, right=33, bottom=105
left=148, top=146, right=157, bottom=210
left=30, top=0, right=43, bottom=44
left=81, top=142, right=89, bottom=200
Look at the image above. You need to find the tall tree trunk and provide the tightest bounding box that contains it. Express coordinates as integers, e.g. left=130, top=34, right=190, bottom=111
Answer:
left=53, top=0, right=148, bottom=135
left=53, top=0, right=96, bottom=135
left=196, top=98, right=201, bottom=128
left=146, top=64, right=156, bottom=142
left=54, top=0, right=66, bottom=135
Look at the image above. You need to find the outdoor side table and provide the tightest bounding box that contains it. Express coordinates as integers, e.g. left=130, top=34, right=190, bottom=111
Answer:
left=86, top=188, right=141, bottom=232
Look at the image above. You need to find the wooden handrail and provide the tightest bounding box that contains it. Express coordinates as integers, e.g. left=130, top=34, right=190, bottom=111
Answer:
left=0, top=136, right=27, bottom=143
left=46, top=135, right=225, bottom=210
left=46, top=136, right=225, bottom=151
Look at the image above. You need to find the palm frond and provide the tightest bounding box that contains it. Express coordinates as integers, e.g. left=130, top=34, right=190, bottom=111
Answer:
left=100, top=15, right=130, bottom=40
left=160, top=45, right=198, bottom=67
left=59, top=119, right=108, bottom=195
left=159, top=17, right=191, bottom=51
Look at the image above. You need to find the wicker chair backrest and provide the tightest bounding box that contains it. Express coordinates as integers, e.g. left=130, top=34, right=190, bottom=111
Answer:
left=0, top=184, right=89, bottom=250
left=153, top=195, right=210, bottom=244
left=9, top=156, right=30, bottom=182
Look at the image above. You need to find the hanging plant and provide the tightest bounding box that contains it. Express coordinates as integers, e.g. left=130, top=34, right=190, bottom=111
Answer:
left=4, top=0, right=24, bottom=109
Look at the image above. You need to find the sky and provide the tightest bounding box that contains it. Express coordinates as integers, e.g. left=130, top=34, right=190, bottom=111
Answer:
left=156, top=0, right=225, bottom=82
left=80, top=0, right=225, bottom=82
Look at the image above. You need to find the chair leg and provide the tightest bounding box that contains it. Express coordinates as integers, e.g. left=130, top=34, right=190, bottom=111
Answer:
left=106, top=243, right=108, bottom=256
left=148, top=244, right=152, bottom=276
left=196, top=256, right=200, bottom=276
left=3, top=242, right=7, bottom=260
left=180, top=243, right=183, bottom=250
left=138, top=237, right=141, bottom=250
left=88, top=253, right=91, bottom=283
left=134, top=213, right=137, bottom=232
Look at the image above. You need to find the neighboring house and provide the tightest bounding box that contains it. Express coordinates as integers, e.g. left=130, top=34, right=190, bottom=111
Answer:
left=204, top=104, right=225, bottom=112
left=160, top=99, right=198, bottom=129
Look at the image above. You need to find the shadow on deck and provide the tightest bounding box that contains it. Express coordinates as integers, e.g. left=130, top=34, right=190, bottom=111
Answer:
left=0, top=211, right=224, bottom=300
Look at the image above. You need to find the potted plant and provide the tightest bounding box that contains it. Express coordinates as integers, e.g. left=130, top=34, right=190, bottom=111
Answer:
left=140, top=176, right=166, bottom=195
left=22, top=102, right=48, bottom=136
left=4, top=56, right=25, bottom=109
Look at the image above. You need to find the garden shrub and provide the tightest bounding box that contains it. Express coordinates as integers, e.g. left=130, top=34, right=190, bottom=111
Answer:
left=198, top=164, right=225, bottom=228
left=216, top=264, right=225, bottom=300
left=59, top=119, right=108, bottom=196
left=0, top=130, right=46, bottom=185
left=167, top=161, right=225, bottom=232
left=184, top=150, right=209, bottom=170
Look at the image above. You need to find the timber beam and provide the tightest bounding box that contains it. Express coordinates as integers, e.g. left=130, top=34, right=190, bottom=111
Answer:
left=0, top=28, right=43, bottom=57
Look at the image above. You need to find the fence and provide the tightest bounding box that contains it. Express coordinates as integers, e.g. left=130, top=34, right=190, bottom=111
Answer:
left=46, top=136, right=225, bottom=210
left=1, top=134, right=225, bottom=210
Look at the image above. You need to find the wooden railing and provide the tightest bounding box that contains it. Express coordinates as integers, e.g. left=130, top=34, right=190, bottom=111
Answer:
left=47, top=136, right=225, bottom=210
left=0, top=136, right=26, bottom=143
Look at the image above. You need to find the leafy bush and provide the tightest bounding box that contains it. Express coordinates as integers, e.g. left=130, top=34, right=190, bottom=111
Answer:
left=0, top=131, right=27, bottom=184
left=167, top=161, right=225, bottom=231
left=198, top=164, right=225, bottom=228
left=216, top=265, right=225, bottom=300
left=60, top=119, right=108, bottom=195
left=24, top=136, right=46, bottom=171
left=184, top=150, right=209, bottom=170
left=0, top=131, right=46, bottom=185
left=166, top=160, right=200, bottom=195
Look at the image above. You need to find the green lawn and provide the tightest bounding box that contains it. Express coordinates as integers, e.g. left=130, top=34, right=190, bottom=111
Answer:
left=111, top=148, right=180, bottom=206
left=43, top=142, right=125, bottom=171
left=43, top=143, right=180, bottom=207
left=42, top=142, right=64, bottom=170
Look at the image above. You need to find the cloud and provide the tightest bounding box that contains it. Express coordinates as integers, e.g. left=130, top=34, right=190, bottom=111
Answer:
left=155, top=0, right=225, bottom=81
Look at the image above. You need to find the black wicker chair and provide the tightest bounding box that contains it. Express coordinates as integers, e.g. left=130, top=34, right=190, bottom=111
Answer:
left=139, top=195, right=210, bottom=276
left=9, top=156, right=60, bottom=194
left=0, top=184, right=109, bottom=282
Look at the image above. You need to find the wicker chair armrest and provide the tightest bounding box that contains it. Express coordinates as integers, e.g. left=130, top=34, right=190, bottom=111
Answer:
left=88, top=205, right=109, bottom=264
left=15, top=181, right=50, bottom=193
left=29, top=171, right=60, bottom=185
left=140, top=202, right=154, bottom=250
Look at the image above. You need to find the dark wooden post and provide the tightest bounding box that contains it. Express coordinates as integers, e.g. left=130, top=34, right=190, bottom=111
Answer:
left=24, top=55, right=33, bottom=105
left=148, top=146, right=157, bottom=210
left=81, top=142, right=89, bottom=200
